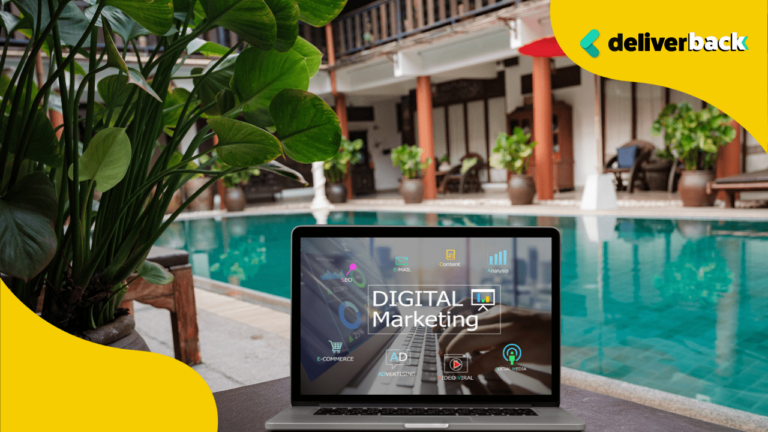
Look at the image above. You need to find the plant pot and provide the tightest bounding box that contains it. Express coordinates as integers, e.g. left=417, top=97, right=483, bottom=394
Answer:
left=645, top=160, right=673, bottom=191
left=326, top=182, right=348, bottom=203
left=80, top=314, right=150, bottom=351
left=678, top=170, right=716, bottom=207
left=224, top=187, right=247, bottom=212
left=507, top=174, right=536, bottom=205
left=184, top=177, right=214, bottom=212
left=400, top=178, right=424, bottom=204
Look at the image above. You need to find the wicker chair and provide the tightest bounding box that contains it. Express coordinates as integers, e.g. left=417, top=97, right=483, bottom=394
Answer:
left=604, top=140, right=656, bottom=193
left=439, top=153, right=486, bottom=194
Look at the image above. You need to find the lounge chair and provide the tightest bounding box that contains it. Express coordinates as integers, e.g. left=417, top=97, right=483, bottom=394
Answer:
left=439, top=153, right=486, bottom=194
left=604, top=140, right=656, bottom=193
left=706, top=169, right=768, bottom=208
left=121, top=246, right=201, bottom=365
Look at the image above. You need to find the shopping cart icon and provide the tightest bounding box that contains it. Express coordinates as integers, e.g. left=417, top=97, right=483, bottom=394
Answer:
left=329, top=340, right=342, bottom=354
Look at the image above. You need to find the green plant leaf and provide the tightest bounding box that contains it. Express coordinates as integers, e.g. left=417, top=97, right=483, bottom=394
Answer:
left=163, top=87, right=194, bottom=135
left=69, top=127, right=132, bottom=193
left=291, top=36, right=322, bottom=77
left=193, top=54, right=238, bottom=116
left=270, top=89, right=341, bottom=163
left=232, top=47, right=309, bottom=127
left=201, top=0, right=277, bottom=51
left=207, top=117, right=282, bottom=167
left=137, top=260, right=174, bottom=285
left=257, top=159, right=307, bottom=184
left=216, top=88, right=236, bottom=114
left=187, top=38, right=230, bottom=58
left=264, top=0, right=299, bottom=52
left=2, top=108, right=62, bottom=167
left=104, top=0, right=174, bottom=36
left=102, top=20, right=162, bottom=102
left=296, top=0, right=346, bottom=27
left=0, top=172, right=58, bottom=281
left=84, top=5, right=151, bottom=42
left=15, top=0, right=91, bottom=46
left=97, top=74, right=135, bottom=125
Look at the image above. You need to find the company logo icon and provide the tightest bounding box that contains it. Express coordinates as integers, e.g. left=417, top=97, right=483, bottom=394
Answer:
left=329, top=340, right=342, bottom=354
left=395, top=256, right=409, bottom=266
left=446, top=250, right=456, bottom=260
left=580, top=29, right=600, bottom=58
left=444, top=354, right=469, bottom=373
left=471, top=288, right=496, bottom=311
left=338, top=301, right=362, bottom=329
left=503, top=344, right=522, bottom=366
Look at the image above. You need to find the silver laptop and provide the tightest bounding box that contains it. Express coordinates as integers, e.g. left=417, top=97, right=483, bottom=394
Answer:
left=266, top=226, right=585, bottom=430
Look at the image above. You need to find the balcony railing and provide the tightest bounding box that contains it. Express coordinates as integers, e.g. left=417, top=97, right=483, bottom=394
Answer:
left=333, top=0, right=522, bottom=57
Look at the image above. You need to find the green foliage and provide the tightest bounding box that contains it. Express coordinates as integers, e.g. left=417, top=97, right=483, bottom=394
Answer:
left=391, top=144, right=431, bottom=179
left=324, top=137, right=363, bottom=183
left=0, top=0, right=345, bottom=332
left=651, top=103, right=735, bottom=171
left=653, top=237, right=732, bottom=306
left=490, top=127, right=537, bottom=174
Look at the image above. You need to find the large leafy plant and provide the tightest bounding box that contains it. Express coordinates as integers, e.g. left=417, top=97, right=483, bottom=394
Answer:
left=490, top=127, right=537, bottom=174
left=651, top=102, right=735, bottom=171
left=391, top=144, right=431, bottom=179
left=0, top=0, right=345, bottom=333
left=323, top=136, right=362, bottom=183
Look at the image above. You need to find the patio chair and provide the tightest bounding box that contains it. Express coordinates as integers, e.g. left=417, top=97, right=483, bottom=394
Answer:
left=706, top=168, right=768, bottom=208
left=439, top=153, right=486, bottom=194
left=121, top=246, right=201, bottom=365
left=604, top=140, right=656, bottom=193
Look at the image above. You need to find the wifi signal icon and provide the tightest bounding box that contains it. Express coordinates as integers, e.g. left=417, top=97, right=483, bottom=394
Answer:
left=503, top=344, right=522, bottom=366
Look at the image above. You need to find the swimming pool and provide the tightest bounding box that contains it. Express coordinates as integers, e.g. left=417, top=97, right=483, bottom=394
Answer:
left=156, top=211, right=768, bottom=416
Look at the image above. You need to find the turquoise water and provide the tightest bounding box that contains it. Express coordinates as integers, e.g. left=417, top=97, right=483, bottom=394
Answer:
left=156, top=211, right=768, bottom=416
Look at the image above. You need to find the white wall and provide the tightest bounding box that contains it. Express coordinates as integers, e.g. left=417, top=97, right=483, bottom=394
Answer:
left=346, top=98, right=403, bottom=191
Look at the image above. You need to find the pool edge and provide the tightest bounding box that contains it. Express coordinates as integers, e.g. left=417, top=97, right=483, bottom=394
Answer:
left=194, top=275, right=290, bottom=313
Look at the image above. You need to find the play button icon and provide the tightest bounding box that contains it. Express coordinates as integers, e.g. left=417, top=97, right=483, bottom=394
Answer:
left=450, top=359, right=463, bottom=371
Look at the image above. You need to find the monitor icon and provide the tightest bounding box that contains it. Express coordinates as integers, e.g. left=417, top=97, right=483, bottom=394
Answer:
left=446, top=250, right=456, bottom=260
left=471, top=288, right=496, bottom=311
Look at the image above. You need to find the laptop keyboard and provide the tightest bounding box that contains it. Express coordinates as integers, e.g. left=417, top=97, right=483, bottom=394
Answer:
left=314, top=407, right=537, bottom=416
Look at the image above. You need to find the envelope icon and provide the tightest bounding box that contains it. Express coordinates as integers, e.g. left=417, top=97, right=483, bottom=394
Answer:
left=395, top=257, right=408, bottom=266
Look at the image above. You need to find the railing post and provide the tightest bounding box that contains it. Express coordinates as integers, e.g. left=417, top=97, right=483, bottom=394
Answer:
left=396, top=0, right=403, bottom=44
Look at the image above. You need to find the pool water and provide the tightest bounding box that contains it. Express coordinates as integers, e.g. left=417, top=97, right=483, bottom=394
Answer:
left=156, top=211, right=768, bottom=416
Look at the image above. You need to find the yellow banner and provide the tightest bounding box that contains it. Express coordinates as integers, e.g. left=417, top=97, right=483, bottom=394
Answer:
left=552, top=0, right=767, bottom=151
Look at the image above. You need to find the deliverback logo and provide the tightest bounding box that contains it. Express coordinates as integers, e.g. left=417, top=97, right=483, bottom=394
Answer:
left=580, top=29, right=748, bottom=57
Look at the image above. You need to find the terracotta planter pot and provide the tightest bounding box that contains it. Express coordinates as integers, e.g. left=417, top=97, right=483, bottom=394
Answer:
left=80, top=314, right=150, bottom=351
left=400, top=178, right=424, bottom=204
left=326, top=182, right=347, bottom=203
left=184, top=177, right=214, bottom=212
left=507, top=174, right=536, bottom=205
left=223, top=187, right=246, bottom=212
left=678, top=170, right=716, bottom=207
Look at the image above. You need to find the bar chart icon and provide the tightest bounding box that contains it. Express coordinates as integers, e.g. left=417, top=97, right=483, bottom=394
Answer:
left=471, top=288, right=496, bottom=311
left=488, top=250, right=508, bottom=266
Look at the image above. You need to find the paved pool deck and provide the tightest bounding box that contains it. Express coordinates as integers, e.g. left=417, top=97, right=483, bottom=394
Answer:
left=134, top=287, right=768, bottom=432
left=171, top=189, right=768, bottom=223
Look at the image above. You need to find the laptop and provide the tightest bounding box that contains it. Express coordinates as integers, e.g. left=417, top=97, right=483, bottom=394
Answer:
left=266, top=226, right=585, bottom=430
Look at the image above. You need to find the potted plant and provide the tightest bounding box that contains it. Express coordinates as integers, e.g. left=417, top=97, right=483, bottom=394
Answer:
left=437, top=154, right=451, bottom=172
left=391, top=144, right=431, bottom=203
left=221, top=168, right=260, bottom=212
left=0, top=0, right=344, bottom=347
left=490, top=128, right=538, bottom=204
left=323, top=137, right=363, bottom=203
left=652, top=103, right=735, bottom=206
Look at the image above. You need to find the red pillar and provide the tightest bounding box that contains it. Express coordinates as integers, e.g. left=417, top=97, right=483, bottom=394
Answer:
left=326, top=24, right=352, bottom=200
left=532, top=57, right=554, bottom=201
left=416, top=76, right=436, bottom=200
left=715, top=121, right=741, bottom=201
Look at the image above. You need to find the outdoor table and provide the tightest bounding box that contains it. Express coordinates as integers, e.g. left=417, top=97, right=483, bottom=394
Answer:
left=214, top=377, right=737, bottom=431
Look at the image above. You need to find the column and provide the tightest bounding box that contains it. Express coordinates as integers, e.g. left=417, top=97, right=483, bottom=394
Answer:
left=532, top=57, right=554, bottom=201
left=416, top=76, right=436, bottom=200
left=715, top=121, right=741, bottom=201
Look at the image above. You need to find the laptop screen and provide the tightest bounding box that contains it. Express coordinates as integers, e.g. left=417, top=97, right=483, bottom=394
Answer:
left=294, top=227, right=559, bottom=403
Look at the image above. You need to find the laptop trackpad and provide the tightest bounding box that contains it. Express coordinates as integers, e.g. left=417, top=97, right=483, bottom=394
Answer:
left=382, top=417, right=471, bottom=427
